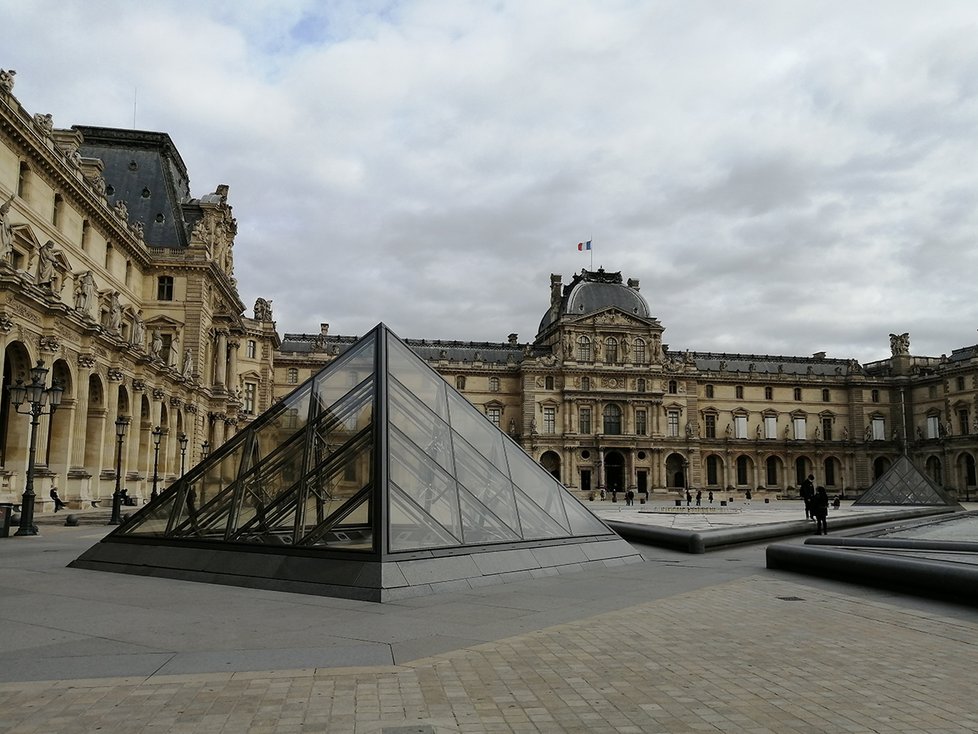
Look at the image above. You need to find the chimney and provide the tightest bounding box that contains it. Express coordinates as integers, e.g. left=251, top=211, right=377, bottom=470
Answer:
left=508, top=333, right=518, bottom=345
left=550, top=274, right=562, bottom=307
left=320, top=323, right=329, bottom=336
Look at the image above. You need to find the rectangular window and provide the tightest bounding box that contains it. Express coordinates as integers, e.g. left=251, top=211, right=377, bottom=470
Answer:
left=489, top=376, right=500, bottom=392
left=243, top=382, right=256, bottom=414
left=872, top=417, right=886, bottom=440
left=793, top=417, right=806, bottom=440
left=287, top=368, right=299, bottom=384
left=822, top=388, right=830, bottom=402
left=487, top=407, right=501, bottom=427
left=543, top=406, right=556, bottom=434
left=157, top=275, right=174, bottom=301
left=705, top=414, right=716, bottom=439
left=926, top=415, right=940, bottom=439
left=247, top=340, right=257, bottom=359
left=825, top=461, right=836, bottom=486
left=636, top=409, right=647, bottom=436
left=579, top=407, right=591, bottom=434
left=959, top=409, right=969, bottom=435
left=765, top=415, right=777, bottom=439
left=580, top=469, right=591, bottom=492
left=734, top=415, right=748, bottom=439
left=822, top=417, right=833, bottom=441
left=735, top=385, right=744, bottom=400
left=957, top=376, right=966, bottom=391
left=667, top=411, right=680, bottom=438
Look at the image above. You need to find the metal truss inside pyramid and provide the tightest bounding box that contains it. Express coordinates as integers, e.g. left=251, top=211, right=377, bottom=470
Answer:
left=72, top=324, right=642, bottom=601
left=854, top=455, right=960, bottom=507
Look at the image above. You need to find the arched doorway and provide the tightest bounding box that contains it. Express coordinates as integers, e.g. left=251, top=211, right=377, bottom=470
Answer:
left=1, top=341, right=33, bottom=471
left=604, top=451, right=625, bottom=493
left=873, top=456, right=891, bottom=480
left=795, top=456, right=811, bottom=486
left=927, top=455, right=943, bottom=486
left=766, top=456, right=782, bottom=488
left=665, top=452, right=686, bottom=489
left=540, top=450, right=561, bottom=481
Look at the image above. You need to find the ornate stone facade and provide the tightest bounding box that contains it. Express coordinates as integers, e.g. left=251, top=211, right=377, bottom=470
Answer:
left=0, top=72, right=277, bottom=509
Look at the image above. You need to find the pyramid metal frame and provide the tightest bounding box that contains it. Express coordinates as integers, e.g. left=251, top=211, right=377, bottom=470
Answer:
left=72, top=324, right=642, bottom=601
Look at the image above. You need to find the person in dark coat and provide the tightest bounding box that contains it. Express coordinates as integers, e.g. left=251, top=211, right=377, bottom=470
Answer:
left=49, top=487, right=67, bottom=512
left=812, top=486, right=830, bottom=535
left=801, top=474, right=815, bottom=520
left=686, top=490, right=692, bottom=506
left=695, top=490, right=702, bottom=506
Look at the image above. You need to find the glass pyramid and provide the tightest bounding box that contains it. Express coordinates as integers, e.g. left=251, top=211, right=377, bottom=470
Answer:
left=854, top=455, right=960, bottom=507
left=73, top=324, right=639, bottom=600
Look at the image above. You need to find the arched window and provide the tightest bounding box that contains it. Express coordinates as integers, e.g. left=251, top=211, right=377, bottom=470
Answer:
left=287, top=368, right=298, bottom=384
left=793, top=387, right=802, bottom=401
left=603, top=404, right=622, bottom=435
left=577, top=336, right=591, bottom=362
left=605, top=337, right=618, bottom=364
left=668, top=380, right=678, bottom=395
left=871, top=389, right=880, bottom=403
left=456, top=376, right=466, bottom=390
left=634, top=339, right=646, bottom=364
left=765, top=386, right=773, bottom=400
left=489, top=376, right=500, bottom=392
left=581, top=376, right=590, bottom=391
left=707, top=455, right=720, bottom=485
left=736, top=455, right=749, bottom=485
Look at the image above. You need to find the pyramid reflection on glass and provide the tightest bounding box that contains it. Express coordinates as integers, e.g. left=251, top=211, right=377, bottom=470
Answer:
left=853, top=455, right=960, bottom=507
left=72, top=324, right=642, bottom=601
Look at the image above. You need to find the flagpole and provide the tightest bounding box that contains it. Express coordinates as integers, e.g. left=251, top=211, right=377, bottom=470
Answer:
left=590, top=237, right=593, bottom=270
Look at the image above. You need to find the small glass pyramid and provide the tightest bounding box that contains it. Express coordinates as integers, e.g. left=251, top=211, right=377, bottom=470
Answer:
left=854, top=455, right=960, bottom=506
left=73, top=324, right=640, bottom=600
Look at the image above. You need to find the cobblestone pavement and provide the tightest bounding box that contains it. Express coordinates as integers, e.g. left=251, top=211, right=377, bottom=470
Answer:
left=2, top=573, right=976, bottom=734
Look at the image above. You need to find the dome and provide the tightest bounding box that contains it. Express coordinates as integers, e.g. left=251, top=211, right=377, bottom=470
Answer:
left=537, top=269, right=651, bottom=338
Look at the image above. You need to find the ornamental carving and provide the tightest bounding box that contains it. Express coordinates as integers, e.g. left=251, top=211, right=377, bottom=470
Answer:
left=152, top=388, right=165, bottom=400
left=169, top=396, right=183, bottom=407
left=38, top=335, right=60, bottom=352
left=0, top=315, right=12, bottom=334
left=33, top=112, right=54, bottom=137
left=107, top=367, right=124, bottom=381
left=185, top=403, right=198, bottom=414
left=77, top=354, right=96, bottom=369
left=601, top=377, right=619, bottom=389
left=132, top=379, right=146, bottom=392
left=0, top=69, right=15, bottom=95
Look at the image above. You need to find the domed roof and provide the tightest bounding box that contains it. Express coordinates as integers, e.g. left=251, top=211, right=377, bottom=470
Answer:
left=537, top=269, right=651, bottom=338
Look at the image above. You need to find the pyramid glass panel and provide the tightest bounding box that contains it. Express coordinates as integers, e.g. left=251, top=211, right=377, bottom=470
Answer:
left=451, top=433, right=522, bottom=535
left=513, top=487, right=572, bottom=539
left=389, top=427, right=463, bottom=547
left=312, top=335, right=376, bottom=415
left=504, top=439, right=571, bottom=532
left=447, top=389, right=507, bottom=467
left=389, top=379, right=454, bottom=474
left=118, top=491, right=178, bottom=537
left=457, top=485, right=523, bottom=544
left=389, top=484, right=461, bottom=551
left=388, top=337, right=449, bottom=420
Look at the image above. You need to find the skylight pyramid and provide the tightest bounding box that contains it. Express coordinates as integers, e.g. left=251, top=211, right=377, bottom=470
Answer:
left=72, top=324, right=642, bottom=601
left=853, top=455, right=960, bottom=507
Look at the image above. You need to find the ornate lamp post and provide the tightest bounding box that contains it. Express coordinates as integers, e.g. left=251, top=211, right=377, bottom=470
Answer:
left=108, top=416, right=130, bottom=525
left=201, top=440, right=210, bottom=459
left=7, top=360, right=64, bottom=536
left=178, top=432, right=188, bottom=476
left=150, top=425, right=166, bottom=500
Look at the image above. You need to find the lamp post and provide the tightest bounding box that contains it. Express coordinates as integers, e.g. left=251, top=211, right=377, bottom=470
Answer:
left=108, top=416, right=130, bottom=525
left=150, top=425, right=166, bottom=500
left=201, top=440, right=210, bottom=459
left=178, top=432, right=188, bottom=476
left=7, top=360, right=64, bottom=536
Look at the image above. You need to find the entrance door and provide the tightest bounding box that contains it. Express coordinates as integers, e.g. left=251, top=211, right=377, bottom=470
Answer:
left=605, top=451, right=625, bottom=493
left=637, top=470, right=648, bottom=494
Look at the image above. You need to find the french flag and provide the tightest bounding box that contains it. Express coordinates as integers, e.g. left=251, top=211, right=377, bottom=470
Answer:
left=577, top=240, right=591, bottom=251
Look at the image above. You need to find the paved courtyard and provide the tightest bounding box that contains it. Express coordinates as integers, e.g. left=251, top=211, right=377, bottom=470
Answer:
left=2, top=503, right=977, bottom=733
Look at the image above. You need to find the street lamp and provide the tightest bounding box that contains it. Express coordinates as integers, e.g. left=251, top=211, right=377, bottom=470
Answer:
left=178, top=432, right=188, bottom=476
left=108, top=416, right=130, bottom=525
left=7, top=360, right=64, bottom=536
left=201, top=440, right=210, bottom=459
left=150, top=425, right=167, bottom=500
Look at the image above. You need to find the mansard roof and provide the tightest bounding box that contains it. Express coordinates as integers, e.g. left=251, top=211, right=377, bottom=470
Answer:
left=691, top=353, right=858, bottom=377
left=281, top=334, right=524, bottom=365
left=75, top=126, right=191, bottom=249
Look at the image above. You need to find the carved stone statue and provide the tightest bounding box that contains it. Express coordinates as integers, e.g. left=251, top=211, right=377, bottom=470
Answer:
left=0, top=193, right=14, bottom=263
left=865, top=425, right=873, bottom=441
left=756, top=424, right=762, bottom=440
left=0, top=69, right=15, bottom=95
left=167, top=338, right=179, bottom=367
left=131, top=310, right=146, bottom=349
left=182, top=348, right=193, bottom=378
left=842, top=425, right=849, bottom=440
left=33, top=112, right=53, bottom=136
left=36, top=240, right=56, bottom=285
left=106, top=291, right=123, bottom=333
left=889, top=332, right=910, bottom=356
left=254, top=297, right=273, bottom=321
left=113, top=200, right=128, bottom=220
left=150, top=330, right=163, bottom=359
left=73, top=271, right=97, bottom=317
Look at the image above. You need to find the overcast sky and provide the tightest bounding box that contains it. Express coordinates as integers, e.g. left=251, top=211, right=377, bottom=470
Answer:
left=5, top=1, right=978, bottom=362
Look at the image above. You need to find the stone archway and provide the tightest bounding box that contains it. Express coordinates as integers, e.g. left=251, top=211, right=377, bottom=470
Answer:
left=1, top=341, right=33, bottom=472
left=604, top=450, right=625, bottom=493
left=873, top=456, right=892, bottom=480
left=540, top=450, right=561, bottom=482
left=665, top=452, right=686, bottom=489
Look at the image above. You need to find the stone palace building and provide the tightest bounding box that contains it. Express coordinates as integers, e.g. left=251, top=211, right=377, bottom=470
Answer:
left=3, top=67, right=978, bottom=513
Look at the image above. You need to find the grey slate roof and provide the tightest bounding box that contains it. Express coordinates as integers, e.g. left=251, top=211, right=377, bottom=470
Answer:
left=280, top=334, right=524, bottom=365
left=538, top=269, right=651, bottom=337
left=75, top=126, right=191, bottom=249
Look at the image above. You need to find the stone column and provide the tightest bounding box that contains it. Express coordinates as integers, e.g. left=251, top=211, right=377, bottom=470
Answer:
left=214, top=330, right=227, bottom=388
left=227, top=340, right=239, bottom=390
left=597, top=447, right=605, bottom=491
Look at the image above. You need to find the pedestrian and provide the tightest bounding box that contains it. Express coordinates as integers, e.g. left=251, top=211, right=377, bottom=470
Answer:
left=801, top=474, right=815, bottom=520
left=708, top=490, right=714, bottom=504
left=686, top=489, right=692, bottom=506
left=745, top=488, right=752, bottom=505
left=49, top=486, right=67, bottom=512
left=695, top=490, right=702, bottom=506
left=611, top=489, right=618, bottom=503
left=626, top=489, right=634, bottom=506
left=812, top=485, right=830, bottom=535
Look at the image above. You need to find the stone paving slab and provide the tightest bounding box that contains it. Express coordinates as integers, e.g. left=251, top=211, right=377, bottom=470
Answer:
left=1, top=576, right=977, bottom=733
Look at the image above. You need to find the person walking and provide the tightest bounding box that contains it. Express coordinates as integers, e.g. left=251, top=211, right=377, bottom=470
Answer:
left=744, top=488, right=752, bottom=505
left=686, top=489, right=692, bottom=506
left=812, top=486, right=830, bottom=535
left=625, top=490, right=634, bottom=507
left=801, top=474, right=815, bottom=520
left=708, top=490, right=714, bottom=504
left=695, top=490, right=702, bottom=506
